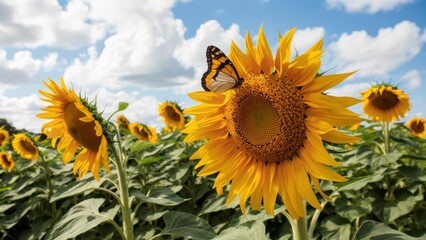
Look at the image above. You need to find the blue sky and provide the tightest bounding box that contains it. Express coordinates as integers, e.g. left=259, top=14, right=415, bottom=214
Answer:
left=0, top=0, right=425, bottom=132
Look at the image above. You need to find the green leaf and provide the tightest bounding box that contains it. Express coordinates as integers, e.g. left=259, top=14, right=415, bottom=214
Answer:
left=139, top=156, right=164, bottom=165
left=400, top=166, right=426, bottom=181
left=319, top=215, right=351, bottom=240
left=213, top=220, right=267, bottom=240
left=334, top=196, right=373, bottom=222
left=118, top=101, right=129, bottom=111
left=0, top=196, right=42, bottom=229
left=334, top=169, right=385, bottom=192
left=130, top=141, right=155, bottom=154
left=50, top=177, right=106, bottom=203
left=353, top=220, right=417, bottom=240
left=161, top=211, right=217, bottom=240
left=131, top=188, right=189, bottom=206
left=45, top=198, right=119, bottom=240
left=373, top=152, right=403, bottom=166
left=199, top=193, right=239, bottom=215
left=373, top=190, right=423, bottom=223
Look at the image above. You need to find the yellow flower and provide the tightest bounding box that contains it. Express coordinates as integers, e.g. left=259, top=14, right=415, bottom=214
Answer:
left=129, top=123, right=158, bottom=143
left=361, top=84, right=410, bottom=123
left=116, top=114, right=130, bottom=130
left=0, top=152, right=14, bottom=172
left=183, top=26, right=363, bottom=219
left=158, top=102, right=185, bottom=130
left=12, top=133, right=39, bottom=160
left=406, top=117, right=426, bottom=137
left=37, top=77, right=110, bottom=181
left=0, top=127, right=9, bottom=148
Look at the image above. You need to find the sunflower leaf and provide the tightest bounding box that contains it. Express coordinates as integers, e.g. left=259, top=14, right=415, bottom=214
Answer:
left=334, top=168, right=385, bottom=192
left=213, top=220, right=267, bottom=240
left=353, top=220, right=417, bottom=240
left=130, top=188, right=189, bottom=206
left=50, top=177, right=106, bottom=203
left=161, top=211, right=217, bottom=240
left=118, top=101, right=129, bottom=111
left=45, top=198, right=119, bottom=240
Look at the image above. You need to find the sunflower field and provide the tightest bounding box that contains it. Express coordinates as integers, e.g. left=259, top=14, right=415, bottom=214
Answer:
left=1, top=27, right=426, bottom=240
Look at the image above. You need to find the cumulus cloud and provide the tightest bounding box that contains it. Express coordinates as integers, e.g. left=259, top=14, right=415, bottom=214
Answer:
left=325, top=0, right=414, bottom=13
left=326, top=21, right=425, bottom=78
left=0, top=0, right=106, bottom=49
left=401, top=69, right=421, bottom=89
left=0, top=49, right=58, bottom=86
left=0, top=93, right=44, bottom=132
left=292, top=27, right=325, bottom=54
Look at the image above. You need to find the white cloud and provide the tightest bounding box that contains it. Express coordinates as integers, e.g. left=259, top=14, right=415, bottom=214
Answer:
left=174, top=20, right=243, bottom=69
left=293, top=27, right=325, bottom=54
left=325, top=0, right=414, bottom=13
left=0, top=93, right=44, bottom=132
left=327, top=21, right=425, bottom=77
left=0, top=49, right=58, bottom=86
left=0, top=0, right=106, bottom=49
left=327, top=82, right=371, bottom=98
left=401, top=69, right=421, bottom=89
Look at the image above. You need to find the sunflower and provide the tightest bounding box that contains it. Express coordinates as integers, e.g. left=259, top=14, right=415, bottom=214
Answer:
left=158, top=102, right=185, bottom=130
left=182, top=26, right=363, bottom=219
left=117, top=114, right=130, bottom=130
left=12, top=133, right=39, bottom=160
left=0, top=152, right=14, bottom=172
left=406, top=117, right=426, bottom=137
left=0, top=127, right=9, bottom=148
left=361, top=84, right=410, bottom=123
left=129, top=123, right=158, bottom=143
left=37, top=77, right=110, bottom=181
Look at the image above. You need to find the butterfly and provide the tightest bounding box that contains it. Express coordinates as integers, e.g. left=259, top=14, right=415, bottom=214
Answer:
left=201, top=45, right=244, bottom=93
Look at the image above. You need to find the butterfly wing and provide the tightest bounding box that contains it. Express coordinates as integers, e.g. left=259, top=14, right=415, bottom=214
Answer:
left=201, top=46, right=243, bottom=93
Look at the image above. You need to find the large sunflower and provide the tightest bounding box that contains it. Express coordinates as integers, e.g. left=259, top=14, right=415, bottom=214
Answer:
left=12, top=133, right=39, bottom=160
left=183, top=26, right=362, bottom=219
left=37, top=78, right=110, bottom=181
left=158, top=102, right=186, bottom=130
left=406, top=117, right=426, bottom=137
left=0, top=127, right=9, bottom=148
left=0, top=152, right=14, bottom=172
left=129, top=123, right=158, bottom=143
left=361, top=84, right=410, bottom=123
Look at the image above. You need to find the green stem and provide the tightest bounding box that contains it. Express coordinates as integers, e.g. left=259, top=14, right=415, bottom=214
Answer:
left=111, top=145, right=134, bottom=240
left=107, top=218, right=126, bottom=240
left=383, top=122, right=390, bottom=154
left=308, top=200, right=328, bottom=239
left=282, top=205, right=309, bottom=240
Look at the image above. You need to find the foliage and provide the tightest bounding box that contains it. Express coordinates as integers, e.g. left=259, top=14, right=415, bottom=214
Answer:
left=1, top=119, right=425, bottom=239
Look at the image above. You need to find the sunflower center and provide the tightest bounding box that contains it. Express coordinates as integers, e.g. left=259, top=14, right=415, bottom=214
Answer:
left=20, top=139, right=37, bottom=154
left=165, top=106, right=182, bottom=123
left=64, top=103, right=101, bottom=151
left=225, top=74, right=307, bottom=163
left=370, top=90, right=399, bottom=110
left=1, top=154, right=11, bottom=167
left=0, top=134, right=5, bottom=142
left=411, top=121, right=425, bottom=133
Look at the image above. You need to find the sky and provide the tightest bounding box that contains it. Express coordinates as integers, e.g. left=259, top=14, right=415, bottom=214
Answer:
left=0, top=0, right=425, bottom=133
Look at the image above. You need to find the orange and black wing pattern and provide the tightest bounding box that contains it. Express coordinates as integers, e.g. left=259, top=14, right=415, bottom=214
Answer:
left=201, top=45, right=244, bottom=93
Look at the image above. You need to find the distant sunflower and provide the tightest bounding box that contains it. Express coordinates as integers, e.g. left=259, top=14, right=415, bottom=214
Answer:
left=129, top=123, right=158, bottom=143
left=0, top=127, right=9, bottom=148
left=406, top=117, right=426, bottom=137
left=116, top=115, right=130, bottom=130
left=37, top=77, right=110, bottom=181
left=361, top=84, right=410, bottom=123
left=12, top=133, right=39, bottom=160
left=158, top=102, right=185, bottom=130
left=0, top=152, right=14, bottom=172
left=183, top=26, right=362, bottom=219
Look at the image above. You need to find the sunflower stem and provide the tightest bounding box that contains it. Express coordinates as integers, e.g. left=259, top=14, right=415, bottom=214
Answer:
left=292, top=215, right=309, bottom=240
left=383, top=122, right=391, bottom=154
left=111, top=139, right=134, bottom=240
left=308, top=200, right=328, bottom=239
